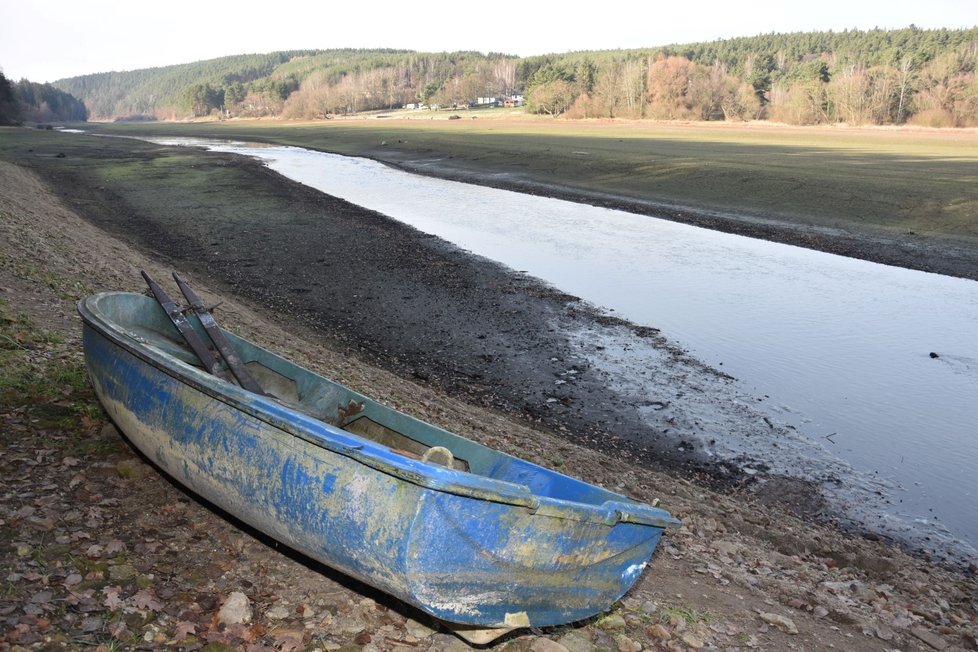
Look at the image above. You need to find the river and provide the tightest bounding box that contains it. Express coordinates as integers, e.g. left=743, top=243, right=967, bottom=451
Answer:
left=146, top=137, right=978, bottom=562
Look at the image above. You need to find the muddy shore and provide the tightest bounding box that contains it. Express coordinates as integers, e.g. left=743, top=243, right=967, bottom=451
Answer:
left=2, top=131, right=978, bottom=650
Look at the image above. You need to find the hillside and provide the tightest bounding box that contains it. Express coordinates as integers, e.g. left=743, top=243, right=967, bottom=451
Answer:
left=51, top=27, right=978, bottom=126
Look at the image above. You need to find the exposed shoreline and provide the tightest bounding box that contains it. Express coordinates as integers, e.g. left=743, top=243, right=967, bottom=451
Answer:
left=2, top=129, right=978, bottom=650
left=6, top=128, right=975, bottom=561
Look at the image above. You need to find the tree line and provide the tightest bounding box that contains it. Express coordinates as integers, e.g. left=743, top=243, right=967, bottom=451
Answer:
left=27, top=27, right=978, bottom=127
left=0, top=71, right=88, bottom=124
left=523, top=27, right=978, bottom=126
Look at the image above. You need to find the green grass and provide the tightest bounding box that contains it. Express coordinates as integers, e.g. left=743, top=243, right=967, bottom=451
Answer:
left=660, top=605, right=715, bottom=625
left=84, top=119, right=978, bottom=244
left=0, top=297, right=110, bottom=454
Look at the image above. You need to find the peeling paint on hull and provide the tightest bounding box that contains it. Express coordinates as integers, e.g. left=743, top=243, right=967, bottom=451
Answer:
left=78, top=292, right=679, bottom=635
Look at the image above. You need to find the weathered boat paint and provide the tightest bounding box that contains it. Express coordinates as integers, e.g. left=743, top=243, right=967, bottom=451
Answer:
left=78, top=291, right=678, bottom=639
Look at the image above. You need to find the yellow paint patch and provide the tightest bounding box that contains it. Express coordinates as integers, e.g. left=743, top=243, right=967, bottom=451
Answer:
left=504, top=610, right=530, bottom=628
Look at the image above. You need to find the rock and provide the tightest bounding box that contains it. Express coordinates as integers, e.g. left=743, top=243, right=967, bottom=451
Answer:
left=713, top=540, right=742, bottom=557
left=404, top=617, right=435, bottom=640
left=681, top=633, right=705, bottom=649
left=828, top=608, right=859, bottom=625
left=640, top=600, right=658, bottom=616
left=910, top=627, right=948, bottom=650
left=265, top=603, right=290, bottom=620
left=759, top=612, right=798, bottom=635
left=593, top=630, right=616, bottom=650
left=647, top=624, right=672, bottom=640
left=596, top=613, right=627, bottom=632
left=556, top=629, right=596, bottom=652
left=812, top=605, right=829, bottom=619
left=875, top=625, right=895, bottom=641
left=269, top=627, right=305, bottom=645
left=427, top=633, right=471, bottom=651
left=615, top=634, right=642, bottom=652
left=216, top=591, right=251, bottom=626
left=854, top=584, right=879, bottom=603
left=530, top=638, right=569, bottom=652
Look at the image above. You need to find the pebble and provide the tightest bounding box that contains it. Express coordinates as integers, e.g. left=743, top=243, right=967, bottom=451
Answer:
left=216, top=591, right=252, bottom=625
left=615, top=634, right=642, bottom=652
left=681, top=633, right=705, bottom=649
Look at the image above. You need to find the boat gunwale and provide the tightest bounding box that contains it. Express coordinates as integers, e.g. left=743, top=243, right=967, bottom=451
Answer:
left=79, top=292, right=680, bottom=529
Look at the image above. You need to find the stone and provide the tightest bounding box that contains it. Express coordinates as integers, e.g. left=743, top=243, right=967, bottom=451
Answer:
left=713, top=540, right=742, bottom=557
left=596, top=613, right=627, bottom=632
left=615, top=634, right=642, bottom=652
left=216, top=591, right=251, bottom=626
left=910, top=627, right=948, bottom=650
left=427, top=633, right=471, bottom=652
left=647, top=624, right=672, bottom=640
left=530, top=638, right=570, bottom=652
left=759, top=612, right=798, bottom=635
left=404, top=617, right=435, bottom=640
left=680, top=633, right=705, bottom=649
left=556, top=629, right=596, bottom=652
left=265, top=603, right=290, bottom=620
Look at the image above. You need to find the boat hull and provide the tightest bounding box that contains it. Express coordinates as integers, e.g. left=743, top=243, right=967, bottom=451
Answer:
left=79, top=292, right=675, bottom=633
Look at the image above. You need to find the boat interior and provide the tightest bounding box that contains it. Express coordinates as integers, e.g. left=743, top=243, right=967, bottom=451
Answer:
left=99, top=288, right=627, bottom=508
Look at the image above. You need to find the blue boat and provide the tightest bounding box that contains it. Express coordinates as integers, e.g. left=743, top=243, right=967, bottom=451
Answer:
left=78, top=289, right=679, bottom=643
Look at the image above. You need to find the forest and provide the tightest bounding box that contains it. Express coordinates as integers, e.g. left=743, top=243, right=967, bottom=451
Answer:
left=13, top=27, right=978, bottom=126
left=0, top=73, right=88, bottom=124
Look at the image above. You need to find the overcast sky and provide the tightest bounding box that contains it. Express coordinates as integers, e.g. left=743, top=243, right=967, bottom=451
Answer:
left=1, top=0, right=976, bottom=83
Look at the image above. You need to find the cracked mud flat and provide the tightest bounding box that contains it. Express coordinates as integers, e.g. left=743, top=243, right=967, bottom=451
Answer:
left=2, top=146, right=978, bottom=650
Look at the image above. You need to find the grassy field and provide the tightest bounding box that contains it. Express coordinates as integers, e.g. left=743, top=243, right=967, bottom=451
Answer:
left=86, top=117, right=978, bottom=244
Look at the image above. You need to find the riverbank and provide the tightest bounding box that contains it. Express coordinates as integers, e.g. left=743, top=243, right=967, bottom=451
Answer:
left=3, top=152, right=978, bottom=651
left=92, top=118, right=978, bottom=282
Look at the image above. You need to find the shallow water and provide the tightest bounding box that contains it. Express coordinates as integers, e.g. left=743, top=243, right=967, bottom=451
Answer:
left=148, top=137, right=978, bottom=560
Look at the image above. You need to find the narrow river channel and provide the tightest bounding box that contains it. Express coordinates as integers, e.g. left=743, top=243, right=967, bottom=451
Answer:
left=147, top=137, right=978, bottom=562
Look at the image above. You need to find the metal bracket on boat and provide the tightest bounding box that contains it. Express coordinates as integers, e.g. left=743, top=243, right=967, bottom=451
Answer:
left=172, top=272, right=267, bottom=396
left=141, top=271, right=231, bottom=382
